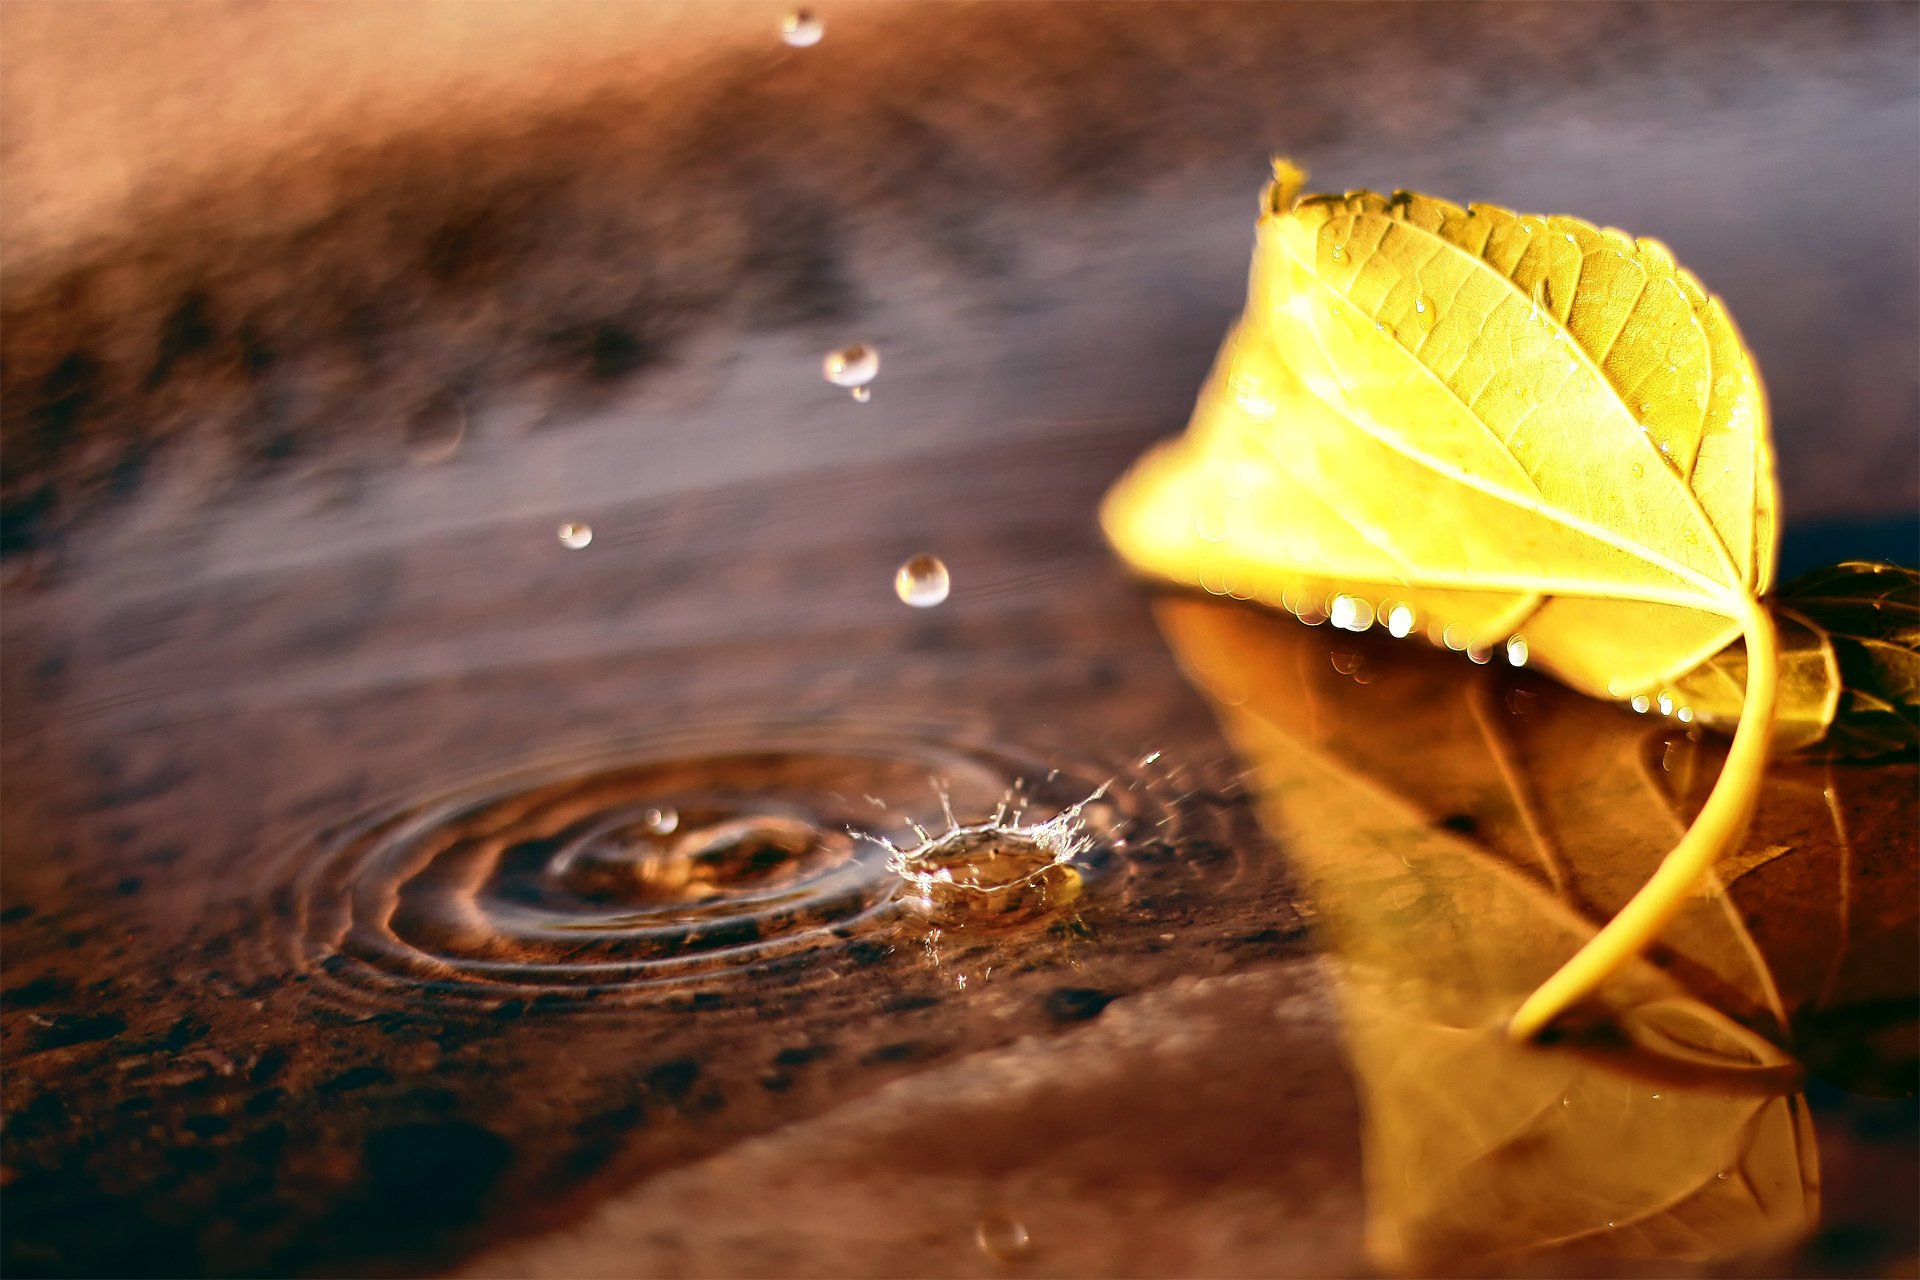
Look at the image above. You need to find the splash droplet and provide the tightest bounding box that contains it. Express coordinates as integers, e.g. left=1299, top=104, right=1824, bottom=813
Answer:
left=1657, top=693, right=1674, bottom=717
left=1505, top=635, right=1529, bottom=667
left=823, top=343, right=879, bottom=389
left=1386, top=604, right=1416, bottom=638
left=1631, top=695, right=1651, bottom=714
left=557, top=521, right=593, bottom=550
left=779, top=9, right=823, bottom=47
left=895, top=554, right=950, bottom=608
left=1677, top=706, right=1695, bottom=724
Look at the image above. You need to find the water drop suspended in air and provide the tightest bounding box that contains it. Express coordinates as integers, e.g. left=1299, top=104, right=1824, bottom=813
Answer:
left=779, top=8, right=824, bottom=47
left=823, top=343, right=879, bottom=389
left=895, top=554, right=950, bottom=608
left=557, top=521, right=593, bottom=550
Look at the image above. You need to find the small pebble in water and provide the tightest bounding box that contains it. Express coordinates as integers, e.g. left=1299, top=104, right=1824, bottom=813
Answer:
left=823, top=343, right=879, bottom=389
left=895, top=554, right=950, bottom=608
left=557, top=521, right=593, bottom=550
left=974, top=1211, right=1032, bottom=1265
left=779, top=9, right=823, bottom=47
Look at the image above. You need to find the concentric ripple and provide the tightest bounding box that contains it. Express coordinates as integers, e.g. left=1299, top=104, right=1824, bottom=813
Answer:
left=270, top=726, right=1151, bottom=1013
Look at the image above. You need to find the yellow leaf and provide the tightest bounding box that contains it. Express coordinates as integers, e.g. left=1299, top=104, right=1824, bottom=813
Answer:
left=1102, top=162, right=1784, bottom=1037
left=1157, top=595, right=1830, bottom=1275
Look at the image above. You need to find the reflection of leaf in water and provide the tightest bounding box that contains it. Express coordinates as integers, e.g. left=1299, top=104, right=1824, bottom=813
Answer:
left=1161, top=595, right=1917, bottom=1273
left=1679, top=562, right=1920, bottom=759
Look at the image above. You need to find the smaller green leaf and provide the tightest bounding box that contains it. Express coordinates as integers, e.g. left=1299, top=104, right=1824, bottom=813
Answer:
left=1677, top=562, right=1919, bottom=758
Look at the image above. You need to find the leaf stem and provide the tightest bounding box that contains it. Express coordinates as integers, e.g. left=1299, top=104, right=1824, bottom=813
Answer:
left=1507, top=594, right=1779, bottom=1041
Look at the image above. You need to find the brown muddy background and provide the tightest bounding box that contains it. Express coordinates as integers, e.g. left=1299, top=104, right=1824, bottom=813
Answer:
left=2, top=3, right=1916, bottom=1277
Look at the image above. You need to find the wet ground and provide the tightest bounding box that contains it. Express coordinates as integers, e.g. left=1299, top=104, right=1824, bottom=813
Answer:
left=2, top=3, right=1916, bottom=1276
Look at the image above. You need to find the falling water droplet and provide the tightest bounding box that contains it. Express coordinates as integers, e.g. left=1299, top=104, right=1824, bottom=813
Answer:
left=557, top=521, right=593, bottom=550
left=823, top=343, right=879, bottom=389
left=975, top=1212, right=1032, bottom=1265
left=895, top=554, right=950, bottom=608
left=1505, top=635, right=1529, bottom=667
left=779, top=8, right=824, bottom=47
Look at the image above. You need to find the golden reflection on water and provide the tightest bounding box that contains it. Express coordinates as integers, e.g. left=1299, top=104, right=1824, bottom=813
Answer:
left=1157, top=594, right=1917, bottom=1276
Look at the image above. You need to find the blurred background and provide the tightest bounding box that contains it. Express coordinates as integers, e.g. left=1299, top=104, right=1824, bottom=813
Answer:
left=2, top=3, right=1915, bottom=1276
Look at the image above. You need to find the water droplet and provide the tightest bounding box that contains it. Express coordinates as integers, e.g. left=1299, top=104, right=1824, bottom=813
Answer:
left=1231, top=371, right=1276, bottom=419
left=823, top=343, right=879, bottom=388
left=1387, top=604, right=1416, bottom=638
left=1682, top=528, right=1697, bottom=544
left=1631, top=695, right=1651, bottom=714
left=1505, top=636, right=1529, bottom=667
left=1441, top=624, right=1467, bottom=652
left=1414, top=294, right=1434, bottom=326
left=557, top=521, right=593, bottom=550
left=1630, top=462, right=1644, bottom=478
left=975, top=1211, right=1032, bottom=1265
left=643, top=807, right=678, bottom=836
left=1657, top=693, right=1674, bottom=717
left=1677, top=706, right=1695, bottom=724
left=1466, top=643, right=1492, bottom=665
left=850, top=385, right=872, bottom=403
left=895, top=553, right=951, bottom=608
left=779, top=8, right=824, bottom=47
left=1564, top=232, right=1577, bottom=244
left=1329, top=595, right=1374, bottom=632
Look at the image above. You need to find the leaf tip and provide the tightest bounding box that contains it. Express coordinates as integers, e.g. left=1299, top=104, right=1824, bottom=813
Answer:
left=1267, top=156, right=1309, bottom=214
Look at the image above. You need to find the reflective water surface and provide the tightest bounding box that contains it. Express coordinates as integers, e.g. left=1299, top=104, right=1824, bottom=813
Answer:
left=3, top=3, right=1917, bottom=1276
